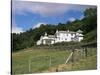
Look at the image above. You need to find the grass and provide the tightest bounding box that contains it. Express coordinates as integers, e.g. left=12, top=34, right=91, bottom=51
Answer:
left=12, top=47, right=97, bottom=74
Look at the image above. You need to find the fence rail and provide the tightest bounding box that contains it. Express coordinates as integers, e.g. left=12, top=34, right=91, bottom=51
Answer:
left=27, top=47, right=96, bottom=73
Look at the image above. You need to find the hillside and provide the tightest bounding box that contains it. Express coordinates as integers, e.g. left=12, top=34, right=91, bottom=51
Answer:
left=12, top=47, right=97, bottom=74
left=11, top=8, right=97, bottom=52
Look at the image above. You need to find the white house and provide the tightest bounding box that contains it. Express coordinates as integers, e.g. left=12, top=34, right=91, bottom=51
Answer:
left=36, top=29, right=83, bottom=45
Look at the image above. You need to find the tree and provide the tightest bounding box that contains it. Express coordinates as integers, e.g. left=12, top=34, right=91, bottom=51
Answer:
left=84, top=8, right=97, bottom=18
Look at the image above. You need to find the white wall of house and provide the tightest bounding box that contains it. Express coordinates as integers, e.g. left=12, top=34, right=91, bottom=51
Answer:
left=36, top=30, right=83, bottom=45
left=43, top=40, right=46, bottom=45
left=51, top=40, right=55, bottom=44
left=37, top=40, right=41, bottom=45
left=79, top=37, right=83, bottom=42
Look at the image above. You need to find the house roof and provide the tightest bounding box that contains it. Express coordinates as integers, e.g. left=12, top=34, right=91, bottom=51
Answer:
left=48, top=35, right=55, bottom=38
left=77, top=29, right=83, bottom=33
left=57, top=31, right=76, bottom=34
left=78, top=34, right=84, bottom=36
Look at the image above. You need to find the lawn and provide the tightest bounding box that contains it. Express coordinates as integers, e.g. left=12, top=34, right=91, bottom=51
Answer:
left=12, top=47, right=97, bottom=74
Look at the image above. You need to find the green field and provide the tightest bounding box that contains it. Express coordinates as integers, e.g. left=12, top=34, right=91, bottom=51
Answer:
left=12, top=47, right=97, bottom=74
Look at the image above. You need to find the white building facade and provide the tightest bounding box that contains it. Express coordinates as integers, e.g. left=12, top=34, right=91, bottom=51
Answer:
left=36, top=30, right=83, bottom=45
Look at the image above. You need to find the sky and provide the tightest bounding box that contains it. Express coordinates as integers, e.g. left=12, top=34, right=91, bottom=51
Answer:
left=12, top=0, right=96, bottom=33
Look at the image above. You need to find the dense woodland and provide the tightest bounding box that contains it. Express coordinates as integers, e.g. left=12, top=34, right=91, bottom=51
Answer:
left=12, top=8, right=97, bottom=52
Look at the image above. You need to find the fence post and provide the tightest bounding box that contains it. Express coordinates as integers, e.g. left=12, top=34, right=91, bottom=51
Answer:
left=28, top=58, right=31, bottom=73
left=49, top=56, right=51, bottom=67
left=71, top=48, right=75, bottom=70
left=71, top=49, right=75, bottom=63
left=84, top=47, right=88, bottom=57
left=65, top=52, right=73, bottom=64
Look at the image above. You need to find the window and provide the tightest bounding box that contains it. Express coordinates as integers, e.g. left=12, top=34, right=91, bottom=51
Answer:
left=62, top=38, right=63, bottom=40
left=56, top=33, right=59, bottom=37
left=71, top=33, right=74, bottom=36
left=59, top=37, right=60, bottom=40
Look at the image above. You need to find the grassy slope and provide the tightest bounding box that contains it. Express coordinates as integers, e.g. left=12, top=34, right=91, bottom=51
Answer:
left=12, top=48, right=71, bottom=74
left=12, top=47, right=97, bottom=74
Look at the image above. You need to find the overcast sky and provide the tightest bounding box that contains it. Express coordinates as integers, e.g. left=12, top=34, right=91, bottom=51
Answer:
left=12, top=0, right=96, bottom=33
